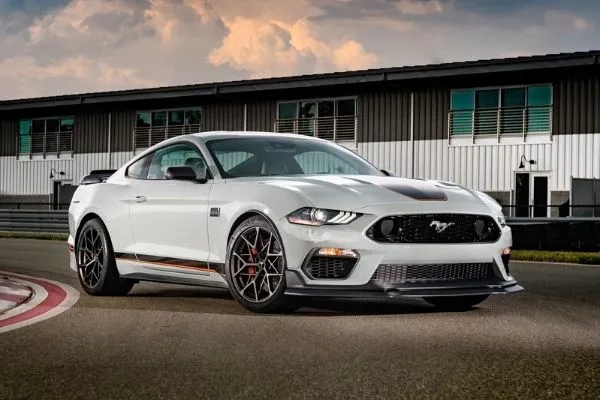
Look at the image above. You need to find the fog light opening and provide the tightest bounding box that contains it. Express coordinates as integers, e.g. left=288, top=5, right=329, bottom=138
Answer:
left=502, top=247, right=512, bottom=256
left=317, top=248, right=359, bottom=258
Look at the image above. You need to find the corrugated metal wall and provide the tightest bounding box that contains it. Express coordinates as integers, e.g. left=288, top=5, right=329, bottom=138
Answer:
left=358, top=133, right=600, bottom=192
left=413, top=87, right=450, bottom=141
left=554, top=74, right=600, bottom=135
left=110, top=110, right=135, bottom=152
left=358, top=91, right=410, bottom=142
left=74, top=111, right=109, bottom=153
left=204, top=102, right=245, bottom=131
left=246, top=100, right=276, bottom=132
left=0, top=119, right=17, bottom=156
left=0, top=152, right=133, bottom=195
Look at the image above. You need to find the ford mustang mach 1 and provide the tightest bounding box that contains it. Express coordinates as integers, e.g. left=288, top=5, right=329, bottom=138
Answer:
left=68, top=131, right=523, bottom=313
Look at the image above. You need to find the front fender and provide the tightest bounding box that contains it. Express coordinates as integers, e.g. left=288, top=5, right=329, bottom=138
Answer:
left=207, top=182, right=314, bottom=264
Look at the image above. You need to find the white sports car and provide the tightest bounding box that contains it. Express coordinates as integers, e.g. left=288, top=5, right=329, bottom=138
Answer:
left=68, top=131, right=523, bottom=313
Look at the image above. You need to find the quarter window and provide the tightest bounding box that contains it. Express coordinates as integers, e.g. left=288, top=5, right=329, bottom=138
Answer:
left=126, top=155, right=150, bottom=179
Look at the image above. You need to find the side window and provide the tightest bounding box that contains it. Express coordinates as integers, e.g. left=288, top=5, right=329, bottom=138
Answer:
left=294, top=151, right=359, bottom=175
left=147, top=143, right=208, bottom=180
left=126, top=155, right=150, bottom=179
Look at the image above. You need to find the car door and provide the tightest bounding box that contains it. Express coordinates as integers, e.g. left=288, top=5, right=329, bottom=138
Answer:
left=129, top=141, right=213, bottom=268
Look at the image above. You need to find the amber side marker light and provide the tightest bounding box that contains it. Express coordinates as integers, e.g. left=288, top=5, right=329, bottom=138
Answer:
left=317, top=248, right=359, bottom=258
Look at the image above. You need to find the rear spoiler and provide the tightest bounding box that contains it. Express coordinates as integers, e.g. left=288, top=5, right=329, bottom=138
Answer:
left=81, top=169, right=117, bottom=185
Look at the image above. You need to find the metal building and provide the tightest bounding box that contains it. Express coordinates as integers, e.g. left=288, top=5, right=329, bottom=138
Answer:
left=1, top=50, right=599, bottom=217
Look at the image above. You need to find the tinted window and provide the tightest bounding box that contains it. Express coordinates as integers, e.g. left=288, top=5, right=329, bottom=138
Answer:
left=205, top=136, right=382, bottom=178
left=147, top=143, right=207, bottom=180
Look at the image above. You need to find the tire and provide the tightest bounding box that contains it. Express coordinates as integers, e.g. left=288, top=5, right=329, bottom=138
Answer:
left=424, top=295, right=489, bottom=311
left=225, top=215, right=299, bottom=313
left=75, top=218, right=135, bottom=296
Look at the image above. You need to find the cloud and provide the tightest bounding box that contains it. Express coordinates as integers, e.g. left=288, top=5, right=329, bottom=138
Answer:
left=395, top=0, right=444, bottom=15
left=0, top=56, right=160, bottom=98
left=0, top=0, right=599, bottom=100
left=208, top=17, right=378, bottom=78
left=333, top=40, right=378, bottom=70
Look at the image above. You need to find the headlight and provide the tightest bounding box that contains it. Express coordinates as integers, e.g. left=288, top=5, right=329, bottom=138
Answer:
left=496, top=213, right=507, bottom=227
left=286, top=207, right=360, bottom=226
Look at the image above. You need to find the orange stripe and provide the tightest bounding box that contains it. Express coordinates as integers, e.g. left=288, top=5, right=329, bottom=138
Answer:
left=115, top=257, right=216, bottom=273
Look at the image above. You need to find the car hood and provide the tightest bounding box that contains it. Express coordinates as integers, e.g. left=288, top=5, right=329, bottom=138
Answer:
left=229, top=175, right=498, bottom=214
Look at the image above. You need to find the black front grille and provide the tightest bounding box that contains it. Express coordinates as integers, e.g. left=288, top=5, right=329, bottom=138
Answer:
left=304, top=256, right=357, bottom=279
left=366, top=214, right=501, bottom=244
left=371, top=263, right=495, bottom=285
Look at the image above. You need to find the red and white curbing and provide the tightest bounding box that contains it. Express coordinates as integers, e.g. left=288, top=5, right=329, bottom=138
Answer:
left=0, top=276, right=33, bottom=314
left=0, top=271, right=80, bottom=334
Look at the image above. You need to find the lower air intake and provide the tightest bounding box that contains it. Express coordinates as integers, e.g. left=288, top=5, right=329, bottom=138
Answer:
left=371, top=263, right=495, bottom=285
left=304, top=256, right=357, bottom=280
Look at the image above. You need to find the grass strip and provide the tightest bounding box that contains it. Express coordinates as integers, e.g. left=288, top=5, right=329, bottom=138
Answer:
left=0, top=231, right=68, bottom=241
left=512, top=250, right=600, bottom=265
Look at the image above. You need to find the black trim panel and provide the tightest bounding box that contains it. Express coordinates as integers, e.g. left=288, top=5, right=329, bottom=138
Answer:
left=284, top=270, right=524, bottom=298
left=115, top=252, right=225, bottom=275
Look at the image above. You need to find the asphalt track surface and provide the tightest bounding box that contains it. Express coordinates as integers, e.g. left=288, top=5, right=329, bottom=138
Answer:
left=0, top=239, right=599, bottom=400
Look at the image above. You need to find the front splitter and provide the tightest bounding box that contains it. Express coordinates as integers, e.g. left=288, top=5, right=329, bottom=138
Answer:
left=284, top=270, right=524, bottom=298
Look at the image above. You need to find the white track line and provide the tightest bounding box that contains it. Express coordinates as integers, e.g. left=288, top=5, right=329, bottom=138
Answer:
left=0, top=271, right=80, bottom=334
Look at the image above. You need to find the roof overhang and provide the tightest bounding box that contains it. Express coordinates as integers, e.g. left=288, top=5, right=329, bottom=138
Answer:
left=0, top=51, right=598, bottom=111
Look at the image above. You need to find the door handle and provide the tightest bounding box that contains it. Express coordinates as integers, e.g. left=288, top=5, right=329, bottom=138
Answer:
left=134, top=195, right=146, bottom=203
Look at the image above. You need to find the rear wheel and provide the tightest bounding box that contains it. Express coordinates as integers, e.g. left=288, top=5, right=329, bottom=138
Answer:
left=75, top=218, right=135, bottom=296
left=225, top=215, right=299, bottom=313
left=424, top=295, right=489, bottom=311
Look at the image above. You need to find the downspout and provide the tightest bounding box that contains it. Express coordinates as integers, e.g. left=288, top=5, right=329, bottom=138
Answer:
left=107, top=112, right=112, bottom=168
left=410, top=91, right=415, bottom=179
left=243, top=103, right=248, bottom=131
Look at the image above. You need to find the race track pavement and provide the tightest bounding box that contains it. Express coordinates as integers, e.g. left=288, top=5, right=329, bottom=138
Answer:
left=0, top=238, right=599, bottom=400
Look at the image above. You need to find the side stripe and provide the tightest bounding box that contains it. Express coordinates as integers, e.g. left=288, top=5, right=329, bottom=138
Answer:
left=114, top=252, right=225, bottom=275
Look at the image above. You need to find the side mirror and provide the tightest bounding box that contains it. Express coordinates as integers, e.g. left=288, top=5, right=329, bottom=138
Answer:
left=380, top=169, right=394, bottom=176
left=165, top=166, right=207, bottom=183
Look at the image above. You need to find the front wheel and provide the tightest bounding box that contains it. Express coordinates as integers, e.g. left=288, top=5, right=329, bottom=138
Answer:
left=424, top=295, right=489, bottom=311
left=75, top=218, right=135, bottom=296
left=225, top=216, right=299, bottom=313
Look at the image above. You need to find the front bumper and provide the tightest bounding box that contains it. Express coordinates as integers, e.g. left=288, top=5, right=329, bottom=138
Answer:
left=277, top=210, right=523, bottom=297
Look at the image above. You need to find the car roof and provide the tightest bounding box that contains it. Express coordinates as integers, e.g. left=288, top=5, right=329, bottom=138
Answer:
left=188, top=131, right=322, bottom=142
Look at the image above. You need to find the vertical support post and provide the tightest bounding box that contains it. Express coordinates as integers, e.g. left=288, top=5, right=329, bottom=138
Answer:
left=107, top=112, right=112, bottom=168
left=496, top=108, right=501, bottom=143
left=410, top=91, right=415, bottom=179
left=243, top=103, right=248, bottom=131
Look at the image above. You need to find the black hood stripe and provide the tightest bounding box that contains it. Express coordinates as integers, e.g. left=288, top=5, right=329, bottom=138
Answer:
left=346, top=178, right=448, bottom=201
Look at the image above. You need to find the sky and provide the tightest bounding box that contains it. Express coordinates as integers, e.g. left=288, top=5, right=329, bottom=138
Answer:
left=0, top=0, right=599, bottom=100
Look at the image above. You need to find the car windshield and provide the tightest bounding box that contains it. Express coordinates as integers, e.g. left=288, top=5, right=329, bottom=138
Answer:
left=205, top=136, right=384, bottom=178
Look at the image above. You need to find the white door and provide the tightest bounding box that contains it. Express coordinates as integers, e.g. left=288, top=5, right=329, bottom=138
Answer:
left=129, top=142, right=213, bottom=265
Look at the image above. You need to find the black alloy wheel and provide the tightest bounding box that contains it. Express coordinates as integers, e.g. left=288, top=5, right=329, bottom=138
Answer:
left=76, top=218, right=134, bottom=296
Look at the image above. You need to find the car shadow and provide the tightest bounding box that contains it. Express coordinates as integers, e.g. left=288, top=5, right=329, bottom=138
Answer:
left=120, top=284, right=480, bottom=316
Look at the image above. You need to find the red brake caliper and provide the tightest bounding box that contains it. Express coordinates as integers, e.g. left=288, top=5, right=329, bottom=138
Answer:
left=248, top=247, right=258, bottom=276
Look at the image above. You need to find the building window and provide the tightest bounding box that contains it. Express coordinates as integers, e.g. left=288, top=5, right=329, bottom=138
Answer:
left=134, top=108, right=203, bottom=150
left=449, top=84, right=552, bottom=138
left=18, top=116, right=74, bottom=156
left=274, top=97, right=357, bottom=143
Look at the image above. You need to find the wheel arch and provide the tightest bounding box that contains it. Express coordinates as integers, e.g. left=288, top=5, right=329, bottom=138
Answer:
left=227, top=210, right=276, bottom=244
left=74, top=212, right=112, bottom=250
